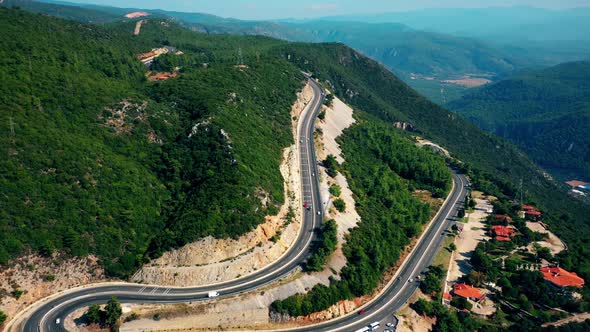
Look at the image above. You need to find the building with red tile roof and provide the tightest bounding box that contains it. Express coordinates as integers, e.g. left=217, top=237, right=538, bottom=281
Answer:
left=522, top=205, right=542, bottom=219
left=541, top=267, right=585, bottom=288
left=492, top=225, right=516, bottom=241
left=453, top=283, right=484, bottom=301
left=566, top=180, right=589, bottom=188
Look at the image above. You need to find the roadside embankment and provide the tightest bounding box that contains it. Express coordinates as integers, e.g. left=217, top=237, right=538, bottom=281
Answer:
left=130, top=83, right=314, bottom=287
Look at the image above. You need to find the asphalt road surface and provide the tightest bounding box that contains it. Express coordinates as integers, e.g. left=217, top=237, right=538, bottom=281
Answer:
left=22, top=77, right=326, bottom=332
left=19, top=77, right=468, bottom=332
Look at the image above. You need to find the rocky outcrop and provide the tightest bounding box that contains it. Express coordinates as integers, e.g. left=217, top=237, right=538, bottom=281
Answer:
left=304, top=299, right=361, bottom=321
left=394, top=121, right=416, bottom=131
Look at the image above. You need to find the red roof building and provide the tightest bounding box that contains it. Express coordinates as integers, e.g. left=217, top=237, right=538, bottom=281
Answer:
left=522, top=205, right=537, bottom=211
left=442, top=293, right=453, bottom=301
left=566, top=180, right=589, bottom=188
left=522, top=205, right=542, bottom=218
left=541, top=267, right=585, bottom=288
left=453, top=283, right=484, bottom=301
left=492, top=225, right=516, bottom=241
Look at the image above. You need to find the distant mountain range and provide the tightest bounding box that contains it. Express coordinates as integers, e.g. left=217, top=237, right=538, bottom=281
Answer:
left=3, top=0, right=548, bottom=104
left=317, top=6, right=590, bottom=66
left=448, top=61, right=590, bottom=181
left=318, top=6, right=590, bottom=42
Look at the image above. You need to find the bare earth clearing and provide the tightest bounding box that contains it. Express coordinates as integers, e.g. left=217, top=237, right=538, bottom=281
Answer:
left=442, top=77, right=491, bottom=88
left=445, top=195, right=496, bottom=316
left=0, top=254, right=106, bottom=322
left=526, top=221, right=566, bottom=255
left=445, top=197, right=491, bottom=286
left=396, top=289, right=435, bottom=332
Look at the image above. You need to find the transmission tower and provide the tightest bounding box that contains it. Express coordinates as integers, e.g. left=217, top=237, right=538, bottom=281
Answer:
left=236, top=47, right=244, bottom=66
left=9, top=116, right=15, bottom=137
left=517, top=178, right=523, bottom=204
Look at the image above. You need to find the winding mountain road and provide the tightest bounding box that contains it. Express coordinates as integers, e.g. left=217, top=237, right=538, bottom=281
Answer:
left=291, top=173, right=468, bottom=332
left=16, top=77, right=468, bottom=332
left=20, top=77, right=325, bottom=332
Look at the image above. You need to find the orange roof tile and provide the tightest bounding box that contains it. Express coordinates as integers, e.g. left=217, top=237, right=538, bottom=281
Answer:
left=453, top=283, right=483, bottom=299
left=522, top=205, right=538, bottom=211
left=442, top=293, right=452, bottom=300
left=541, top=267, right=585, bottom=288
left=526, top=210, right=542, bottom=216
left=492, top=225, right=516, bottom=238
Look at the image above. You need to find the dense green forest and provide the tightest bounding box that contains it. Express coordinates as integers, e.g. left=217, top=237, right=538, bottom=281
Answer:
left=448, top=61, right=590, bottom=181
left=271, top=122, right=451, bottom=316
left=0, top=8, right=301, bottom=276
left=305, top=219, right=337, bottom=272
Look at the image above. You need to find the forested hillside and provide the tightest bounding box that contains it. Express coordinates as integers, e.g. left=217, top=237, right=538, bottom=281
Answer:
left=0, top=8, right=301, bottom=277
left=272, top=122, right=452, bottom=316
left=273, top=43, right=590, bottom=280
left=448, top=61, right=590, bottom=181
left=2, top=0, right=529, bottom=104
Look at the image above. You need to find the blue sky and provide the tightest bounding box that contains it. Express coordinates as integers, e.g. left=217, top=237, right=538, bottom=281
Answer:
left=67, top=0, right=590, bottom=20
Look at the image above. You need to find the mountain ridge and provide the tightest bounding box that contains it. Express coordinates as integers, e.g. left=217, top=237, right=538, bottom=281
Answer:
left=448, top=60, right=590, bottom=181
